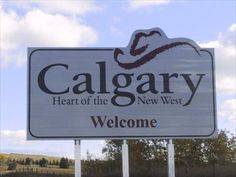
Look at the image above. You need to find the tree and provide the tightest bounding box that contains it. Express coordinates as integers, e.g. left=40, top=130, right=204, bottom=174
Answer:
left=203, top=130, right=232, bottom=164
left=7, top=161, right=17, bottom=170
left=17, top=159, right=24, bottom=165
left=175, top=139, right=204, bottom=177
left=25, top=157, right=33, bottom=165
left=52, top=160, right=56, bottom=165
left=35, top=160, right=39, bottom=165
left=228, top=133, right=236, bottom=162
left=102, top=130, right=236, bottom=177
left=103, top=139, right=167, bottom=164
left=148, top=139, right=167, bottom=165
left=55, top=160, right=59, bottom=165
left=0, top=154, right=6, bottom=166
left=59, top=157, right=69, bottom=169
left=202, top=130, right=233, bottom=177
left=129, top=139, right=165, bottom=175
left=39, top=158, right=48, bottom=167
left=103, top=139, right=168, bottom=176
left=103, top=140, right=123, bottom=161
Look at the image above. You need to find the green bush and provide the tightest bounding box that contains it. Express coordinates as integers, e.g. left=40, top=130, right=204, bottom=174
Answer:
left=39, top=158, right=48, bottom=167
left=7, top=161, right=17, bottom=170
left=1, top=172, right=73, bottom=177
left=59, top=157, right=70, bottom=168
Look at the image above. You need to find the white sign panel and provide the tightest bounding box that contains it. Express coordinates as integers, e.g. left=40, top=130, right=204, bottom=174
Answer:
left=27, top=28, right=217, bottom=139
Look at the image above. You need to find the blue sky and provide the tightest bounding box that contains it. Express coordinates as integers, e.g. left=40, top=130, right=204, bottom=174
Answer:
left=0, top=0, right=235, bottom=158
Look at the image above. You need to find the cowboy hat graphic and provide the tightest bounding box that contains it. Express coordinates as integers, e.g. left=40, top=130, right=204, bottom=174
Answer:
left=114, top=28, right=201, bottom=70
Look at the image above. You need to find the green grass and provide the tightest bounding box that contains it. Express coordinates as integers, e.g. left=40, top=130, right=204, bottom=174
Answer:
left=1, top=153, right=236, bottom=177
left=0, top=165, right=74, bottom=175
left=1, top=164, right=236, bottom=177
left=0, top=172, right=73, bottom=177
left=17, top=165, right=74, bottom=174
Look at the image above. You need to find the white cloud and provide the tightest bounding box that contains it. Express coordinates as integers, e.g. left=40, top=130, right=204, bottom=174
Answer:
left=0, top=8, right=98, bottom=68
left=129, top=0, right=171, bottom=9
left=0, top=129, right=28, bottom=146
left=229, top=24, right=236, bottom=32
left=0, top=130, right=105, bottom=159
left=1, top=129, right=25, bottom=139
left=110, top=25, right=124, bottom=37
left=219, top=99, right=236, bottom=123
left=2, top=0, right=101, bottom=16
left=33, top=0, right=101, bottom=16
left=217, top=77, right=236, bottom=95
left=199, top=24, right=236, bottom=96
left=0, top=129, right=74, bottom=158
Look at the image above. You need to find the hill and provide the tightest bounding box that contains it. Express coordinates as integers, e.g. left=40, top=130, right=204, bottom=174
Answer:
left=0, top=153, right=67, bottom=162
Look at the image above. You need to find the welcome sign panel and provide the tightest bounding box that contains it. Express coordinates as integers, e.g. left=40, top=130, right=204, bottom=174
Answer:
left=27, top=28, right=216, bottom=139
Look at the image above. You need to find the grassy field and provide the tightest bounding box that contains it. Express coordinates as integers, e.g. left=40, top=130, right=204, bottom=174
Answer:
left=0, top=153, right=73, bottom=176
left=1, top=153, right=236, bottom=177
left=1, top=164, right=236, bottom=177
left=0, top=165, right=74, bottom=173
left=0, top=172, right=73, bottom=177
left=0, top=153, right=61, bottom=162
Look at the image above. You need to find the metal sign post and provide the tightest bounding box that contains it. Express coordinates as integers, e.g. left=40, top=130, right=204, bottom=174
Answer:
left=122, top=140, right=129, bottom=177
left=74, top=140, right=81, bottom=177
left=167, top=139, right=175, bottom=177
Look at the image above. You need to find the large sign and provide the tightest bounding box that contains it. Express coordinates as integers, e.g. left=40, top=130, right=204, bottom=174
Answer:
left=27, top=28, right=217, bottom=139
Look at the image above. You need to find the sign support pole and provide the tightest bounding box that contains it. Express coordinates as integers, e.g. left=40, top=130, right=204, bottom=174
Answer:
left=167, top=139, right=175, bottom=177
left=74, top=139, right=81, bottom=177
left=122, top=140, right=129, bottom=177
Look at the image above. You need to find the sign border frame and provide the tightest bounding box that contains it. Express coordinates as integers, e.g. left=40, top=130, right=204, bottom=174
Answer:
left=28, top=48, right=217, bottom=139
